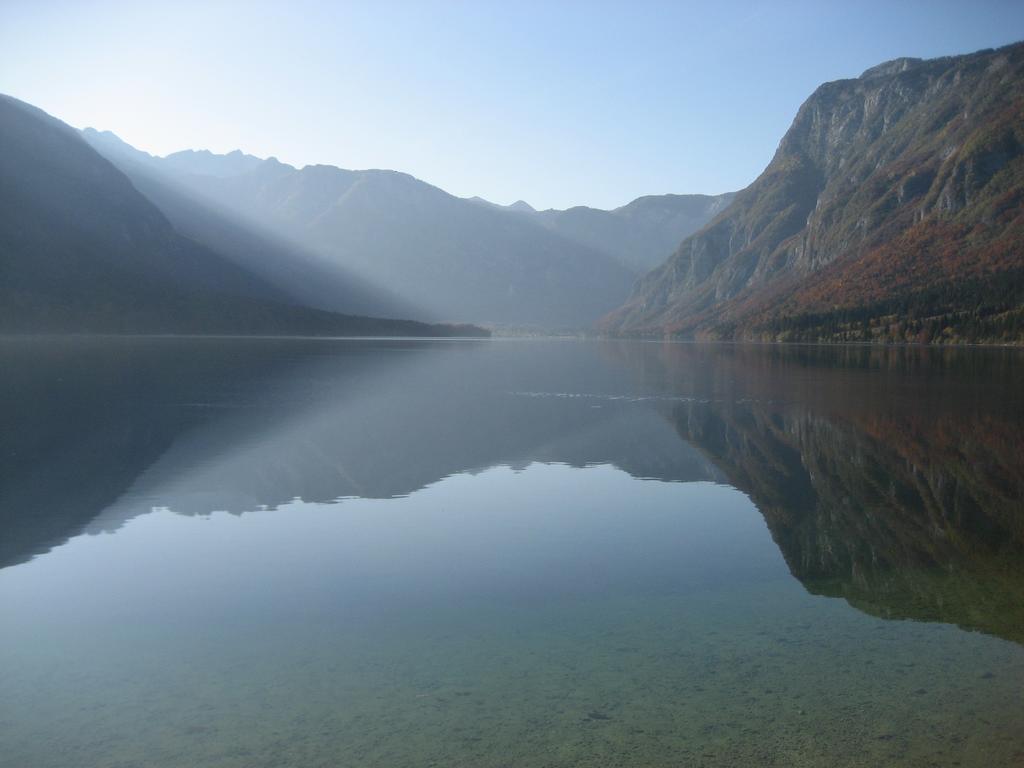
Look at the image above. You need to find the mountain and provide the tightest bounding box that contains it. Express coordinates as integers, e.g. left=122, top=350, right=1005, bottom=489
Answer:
left=0, top=95, right=481, bottom=336
left=465, top=196, right=536, bottom=214
left=84, top=141, right=636, bottom=329
left=605, top=42, right=1024, bottom=343
left=82, top=129, right=425, bottom=320
left=172, top=163, right=635, bottom=328
left=469, top=192, right=736, bottom=273
left=506, top=199, right=536, bottom=213
left=161, top=147, right=263, bottom=177
left=532, top=193, right=735, bottom=273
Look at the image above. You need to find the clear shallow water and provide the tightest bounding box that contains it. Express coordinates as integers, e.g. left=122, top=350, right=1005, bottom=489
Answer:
left=1, top=338, right=1023, bottom=767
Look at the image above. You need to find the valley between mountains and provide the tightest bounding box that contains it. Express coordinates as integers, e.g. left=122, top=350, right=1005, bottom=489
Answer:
left=2, top=41, right=1023, bottom=342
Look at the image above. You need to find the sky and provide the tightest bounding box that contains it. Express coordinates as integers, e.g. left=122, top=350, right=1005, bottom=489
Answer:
left=2, top=1, right=1024, bottom=210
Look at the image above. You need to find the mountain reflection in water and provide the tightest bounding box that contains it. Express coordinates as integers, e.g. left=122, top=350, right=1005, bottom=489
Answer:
left=646, top=343, right=1024, bottom=646
left=4, top=337, right=1024, bottom=768
left=2, top=337, right=1022, bottom=647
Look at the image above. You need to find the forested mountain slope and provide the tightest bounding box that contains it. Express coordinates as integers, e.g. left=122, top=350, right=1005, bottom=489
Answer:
left=606, top=42, right=1024, bottom=343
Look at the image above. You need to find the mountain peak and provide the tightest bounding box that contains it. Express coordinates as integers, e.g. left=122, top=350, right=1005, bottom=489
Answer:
left=80, top=127, right=157, bottom=162
left=464, top=196, right=535, bottom=213
left=859, top=56, right=923, bottom=80
left=82, top=127, right=124, bottom=143
left=605, top=42, right=1024, bottom=343
left=161, top=147, right=265, bottom=178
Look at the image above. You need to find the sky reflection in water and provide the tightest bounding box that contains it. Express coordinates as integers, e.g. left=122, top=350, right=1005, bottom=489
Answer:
left=1, top=338, right=1022, bottom=767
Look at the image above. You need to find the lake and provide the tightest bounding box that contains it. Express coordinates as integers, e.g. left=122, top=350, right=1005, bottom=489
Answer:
left=1, top=337, right=1022, bottom=767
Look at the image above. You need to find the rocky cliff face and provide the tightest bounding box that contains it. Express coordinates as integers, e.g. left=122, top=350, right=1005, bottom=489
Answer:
left=606, top=42, right=1024, bottom=343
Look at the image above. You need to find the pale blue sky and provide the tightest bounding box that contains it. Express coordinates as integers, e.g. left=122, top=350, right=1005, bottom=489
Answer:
left=2, top=0, right=1023, bottom=209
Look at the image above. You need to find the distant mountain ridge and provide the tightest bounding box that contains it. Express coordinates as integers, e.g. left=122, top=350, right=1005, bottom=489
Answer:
left=81, top=128, right=425, bottom=320
left=467, top=192, right=734, bottom=272
left=0, top=95, right=484, bottom=336
left=531, top=193, right=735, bottom=273
left=86, top=132, right=733, bottom=328
left=163, top=147, right=264, bottom=177
left=605, top=42, right=1024, bottom=343
left=84, top=136, right=639, bottom=329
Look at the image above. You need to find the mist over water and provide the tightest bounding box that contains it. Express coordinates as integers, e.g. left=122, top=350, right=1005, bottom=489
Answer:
left=1, top=338, right=1023, bottom=767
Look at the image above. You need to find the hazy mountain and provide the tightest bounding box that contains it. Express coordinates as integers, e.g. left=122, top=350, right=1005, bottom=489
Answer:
left=82, top=129, right=424, bottom=320
left=605, top=42, right=1024, bottom=343
left=185, top=164, right=635, bottom=328
left=162, top=147, right=264, bottom=177
left=466, top=196, right=536, bottom=214
left=469, top=192, right=735, bottom=273
left=506, top=199, right=537, bottom=213
left=532, top=193, right=735, bottom=273
left=83, top=131, right=729, bottom=328
left=89, top=146, right=635, bottom=328
left=0, top=95, right=482, bottom=336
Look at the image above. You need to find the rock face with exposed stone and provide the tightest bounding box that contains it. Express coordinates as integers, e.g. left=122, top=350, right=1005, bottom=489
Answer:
left=605, top=42, right=1024, bottom=344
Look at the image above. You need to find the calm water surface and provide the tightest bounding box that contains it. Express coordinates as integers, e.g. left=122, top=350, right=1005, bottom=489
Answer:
left=1, top=338, right=1023, bottom=767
